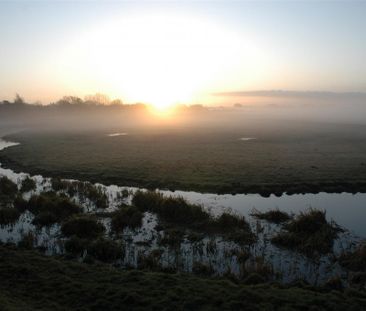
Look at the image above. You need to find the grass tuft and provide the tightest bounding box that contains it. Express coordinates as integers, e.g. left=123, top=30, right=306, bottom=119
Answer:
left=271, top=209, right=342, bottom=257
left=61, top=215, right=105, bottom=239
left=0, top=207, right=20, bottom=225
left=132, top=191, right=255, bottom=245
left=111, top=205, right=143, bottom=233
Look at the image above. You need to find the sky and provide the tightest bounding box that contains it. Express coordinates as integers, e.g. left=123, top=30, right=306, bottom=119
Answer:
left=0, top=0, right=366, bottom=106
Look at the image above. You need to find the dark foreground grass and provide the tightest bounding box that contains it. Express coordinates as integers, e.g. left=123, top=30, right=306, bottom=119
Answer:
left=0, top=245, right=365, bottom=311
left=271, top=209, right=342, bottom=257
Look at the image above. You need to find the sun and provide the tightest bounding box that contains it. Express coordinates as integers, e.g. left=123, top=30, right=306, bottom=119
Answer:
left=59, top=12, right=244, bottom=109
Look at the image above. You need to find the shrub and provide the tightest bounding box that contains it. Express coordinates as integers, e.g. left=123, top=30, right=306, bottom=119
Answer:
left=0, top=207, right=20, bottom=225
left=87, top=238, right=121, bottom=263
left=61, top=215, right=105, bottom=239
left=20, top=177, right=36, bottom=193
left=250, top=209, right=292, bottom=224
left=111, top=206, right=143, bottom=233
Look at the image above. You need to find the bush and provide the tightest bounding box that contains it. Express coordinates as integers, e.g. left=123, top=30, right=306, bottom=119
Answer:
left=61, top=215, right=105, bottom=239
left=111, top=206, right=143, bottom=233
left=250, top=209, right=292, bottom=224
left=0, top=207, right=20, bottom=225
left=87, top=238, right=121, bottom=263
left=271, top=209, right=342, bottom=256
left=0, top=176, right=18, bottom=198
left=20, top=177, right=36, bottom=193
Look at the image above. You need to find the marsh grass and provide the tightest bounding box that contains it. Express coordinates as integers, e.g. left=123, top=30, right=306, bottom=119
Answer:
left=20, top=176, right=36, bottom=193
left=271, top=209, right=342, bottom=257
left=133, top=191, right=255, bottom=244
left=339, top=244, right=366, bottom=272
left=51, top=178, right=108, bottom=209
left=0, top=207, right=20, bottom=225
left=0, top=176, right=18, bottom=199
left=250, top=208, right=292, bottom=224
left=160, top=229, right=185, bottom=247
left=61, top=215, right=105, bottom=239
left=111, top=205, right=143, bottom=233
left=13, top=195, right=28, bottom=213
left=27, top=192, right=82, bottom=227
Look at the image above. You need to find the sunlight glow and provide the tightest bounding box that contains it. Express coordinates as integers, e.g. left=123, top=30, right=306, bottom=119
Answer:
left=59, top=12, right=247, bottom=109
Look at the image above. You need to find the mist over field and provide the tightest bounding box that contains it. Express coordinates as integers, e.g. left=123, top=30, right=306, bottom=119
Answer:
left=1, top=92, right=366, bottom=135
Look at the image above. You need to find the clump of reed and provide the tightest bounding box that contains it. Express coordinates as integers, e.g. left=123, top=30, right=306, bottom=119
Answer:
left=271, top=208, right=342, bottom=257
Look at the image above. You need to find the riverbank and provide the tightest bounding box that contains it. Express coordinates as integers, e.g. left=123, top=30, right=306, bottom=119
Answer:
left=1, top=244, right=365, bottom=310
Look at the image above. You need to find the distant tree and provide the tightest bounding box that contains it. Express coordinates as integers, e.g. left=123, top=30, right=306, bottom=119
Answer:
left=110, top=99, right=123, bottom=106
left=56, top=96, right=83, bottom=106
left=84, top=93, right=110, bottom=105
left=13, top=94, right=25, bottom=105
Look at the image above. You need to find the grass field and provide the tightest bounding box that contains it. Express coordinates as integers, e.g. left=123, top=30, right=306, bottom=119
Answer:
left=2, top=121, right=366, bottom=195
left=0, top=244, right=365, bottom=310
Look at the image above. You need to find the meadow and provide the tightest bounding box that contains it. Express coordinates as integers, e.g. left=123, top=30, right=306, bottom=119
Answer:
left=2, top=120, right=366, bottom=195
